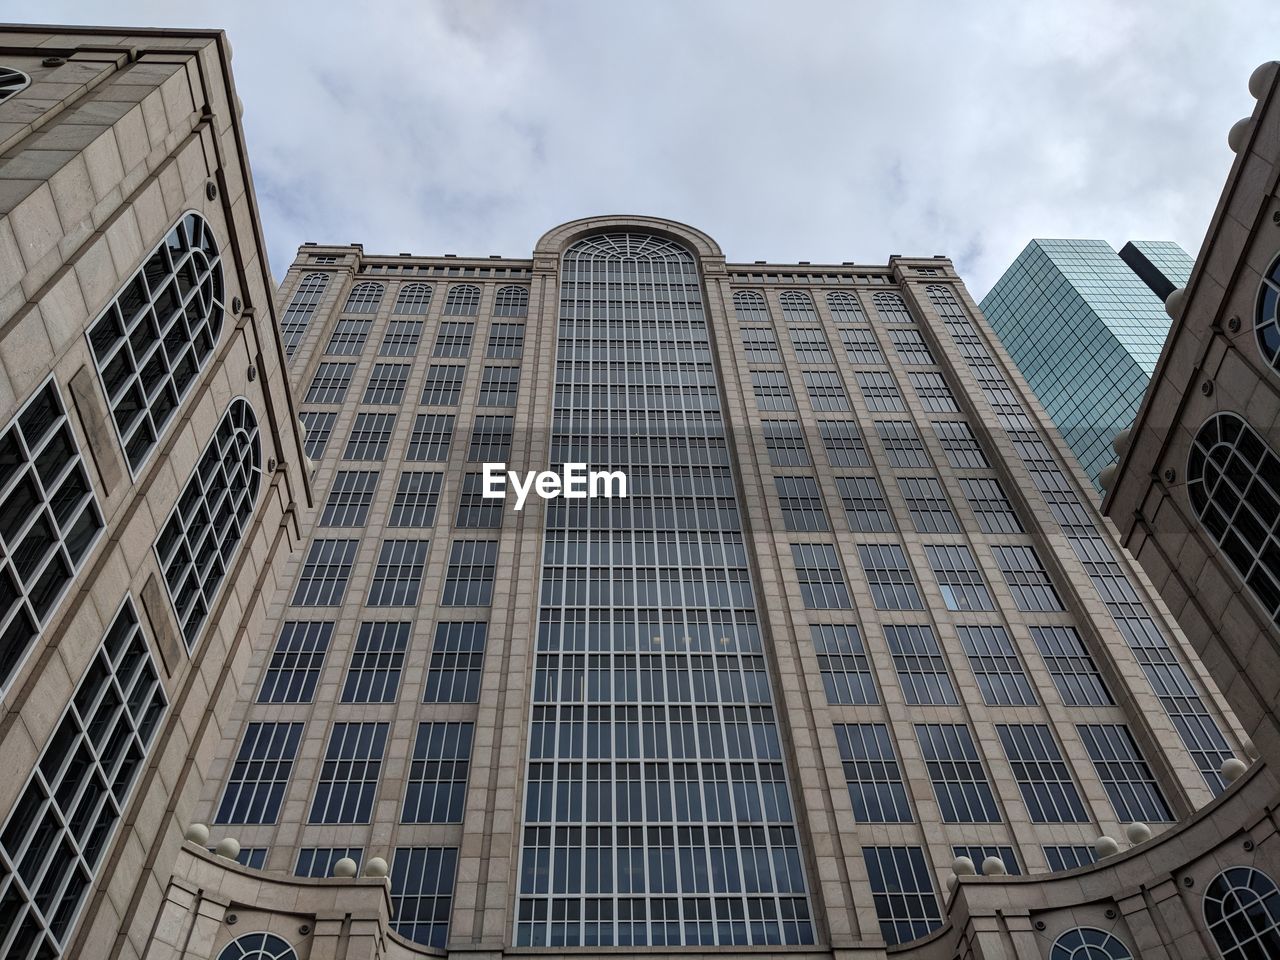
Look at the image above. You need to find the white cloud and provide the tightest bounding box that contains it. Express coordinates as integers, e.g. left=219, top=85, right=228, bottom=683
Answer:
left=22, top=1, right=1275, bottom=294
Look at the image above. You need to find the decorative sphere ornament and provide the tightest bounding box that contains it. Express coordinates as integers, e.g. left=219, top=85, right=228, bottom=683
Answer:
left=333, top=857, right=358, bottom=878
left=1164, top=287, right=1186, bottom=319
left=951, top=856, right=976, bottom=876
left=1228, top=117, right=1251, bottom=153
left=981, top=856, right=1007, bottom=876
left=1095, top=836, right=1120, bottom=858
left=1126, top=822, right=1153, bottom=845
left=1221, top=757, right=1248, bottom=783
left=215, top=837, right=241, bottom=860
left=185, top=823, right=210, bottom=845
left=1249, top=61, right=1278, bottom=99
left=364, top=856, right=389, bottom=878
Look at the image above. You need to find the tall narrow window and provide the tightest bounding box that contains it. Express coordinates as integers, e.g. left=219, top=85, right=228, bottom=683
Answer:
left=1077, top=724, right=1172, bottom=822
left=425, top=621, right=486, bottom=702
left=863, top=847, right=940, bottom=944
left=811, top=624, right=876, bottom=704
left=403, top=722, right=474, bottom=823
left=154, top=398, right=261, bottom=647
left=0, top=598, right=165, bottom=955
left=835, top=724, right=911, bottom=822
left=258, top=621, right=332, bottom=703
left=1187, top=413, right=1280, bottom=626
left=280, top=273, right=329, bottom=356
left=443, top=283, right=481, bottom=316
left=309, top=722, right=388, bottom=824
left=0, top=379, right=104, bottom=694
left=88, top=212, right=224, bottom=470
left=997, top=724, right=1088, bottom=823
left=342, top=621, right=410, bottom=702
left=391, top=847, right=458, bottom=948
left=216, top=722, right=303, bottom=824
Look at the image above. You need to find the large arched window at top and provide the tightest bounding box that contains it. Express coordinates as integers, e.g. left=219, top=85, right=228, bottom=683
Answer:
left=393, top=282, right=433, bottom=315
left=827, top=291, right=867, bottom=324
left=444, top=283, right=481, bottom=316
left=1187, top=413, right=1280, bottom=626
left=733, top=290, right=769, bottom=323
left=154, top=398, right=262, bottom=648
left=88, top=211, right=225, bottom=472
left=1203, top=866, right=1280, bottom=959
left=873, top=291, right=915, bottom=324
left=778, top=290, right=818, bottom=323
left=0, top=66, right=30, bottom=103
left=342, top=281, right=384, bottom=314
left=1256, top=253, right=1280, bottom=373
left=493, top=285, right=529, bottom=317
left=279, top=272, right=330, bottom=357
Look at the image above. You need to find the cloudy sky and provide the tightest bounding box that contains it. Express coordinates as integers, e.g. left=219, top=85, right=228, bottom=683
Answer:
left=24, top=2, right=1277, bottom=295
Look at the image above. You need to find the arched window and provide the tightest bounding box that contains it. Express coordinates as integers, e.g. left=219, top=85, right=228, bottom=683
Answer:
left=155, top=398, right=261, bottom=648
left=88, top=211, right=225, bottom=472
left=827, top=291, right=867, bottom=324
left=444, top=283, right=481, bottom=316
left=217, top=933, right=298, bottom=960
left=778, top=290, right=817, bottom=323
left=873, top=291, right=914, bottom=324
left=342, top=281, right=383, bottom=314
left=733, top=290, right=769, bottom=323
left=0, top=66, right=30, bottom=103
left=1256, top=252, right=1280, bottom=373
left=393, top=282, right=433, bottom=315
left=279, top=272, right=329, bottom=357
left=1204, top=866, right=1280, bottom=958
left=1187, top=413, right=1280, bottom=627
left=493, top=285, right=529, bottom=317
left=1050, top=927, right=1133, bottom=960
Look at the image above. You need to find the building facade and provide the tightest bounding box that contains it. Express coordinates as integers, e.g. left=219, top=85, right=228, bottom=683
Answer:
left=184, top=212, right=1250, bottom=958
left=0, top=23, right=310, bottom=960
left=981, top=238, right=1193, bottom=491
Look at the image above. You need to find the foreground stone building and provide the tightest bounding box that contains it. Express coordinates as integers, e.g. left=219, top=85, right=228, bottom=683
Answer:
left=3, top=21, right=1280, bottom=960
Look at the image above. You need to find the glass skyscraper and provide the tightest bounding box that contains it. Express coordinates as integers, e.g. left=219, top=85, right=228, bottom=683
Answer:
left=979, top=238, right=1193, bottom=491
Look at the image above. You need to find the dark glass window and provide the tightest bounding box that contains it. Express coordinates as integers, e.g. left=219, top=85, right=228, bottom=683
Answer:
left=403, top=722, right=474, bottom=823
left=835, top=724, right=911, bottom=822
left=309, top=722, right=389, bottom=823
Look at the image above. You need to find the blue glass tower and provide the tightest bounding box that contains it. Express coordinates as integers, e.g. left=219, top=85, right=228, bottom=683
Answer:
left=979, top=239, right=1193, bottom=492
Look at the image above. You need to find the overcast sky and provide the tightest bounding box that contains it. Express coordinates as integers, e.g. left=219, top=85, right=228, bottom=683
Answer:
left=24, top=2, right=1277, bottom=295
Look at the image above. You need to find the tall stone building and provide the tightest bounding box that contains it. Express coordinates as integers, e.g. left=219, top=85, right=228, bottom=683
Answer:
left=981, top=239, right=1193, bottom=492
left=0, top=22, right=310, bottom=960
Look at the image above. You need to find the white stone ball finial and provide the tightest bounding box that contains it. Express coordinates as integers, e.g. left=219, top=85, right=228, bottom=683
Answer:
left=946, top=874, right=958, bottom=892
left=1249, top=61, right=1278, bottom=99
left=951, top=856, right=976, bottom=876
left=981, top=856, right=1007, bottom=876
left=185, top=823, right=210, bottom=845
left=1221, top=757, right=1248, bottom=783
left=1099, top=463, right=1118, bottom=491
left=364, top=856, right=389, bottom=879
left=1113, top=428, right=1131, bottom=456
left=215, top=837, right=241, bottom=860
left=333, top=857, right=358, bottom=878
left=1228, top=118, right=1252, bottom=154
left=1243, top=738, right=1260, bottom=761
left=1126, top=822, right=1153, bottom=845
left=1094, top=835, right=1120, bottom=858
left=1164, top=286, right=1186, bottom=319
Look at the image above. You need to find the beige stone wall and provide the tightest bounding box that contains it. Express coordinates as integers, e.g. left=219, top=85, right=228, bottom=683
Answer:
left=0, top=24, right=308, bottom=960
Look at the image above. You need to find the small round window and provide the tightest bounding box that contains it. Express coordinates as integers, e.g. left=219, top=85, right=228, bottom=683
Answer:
left=1050, top=927, right=1133, bottom=960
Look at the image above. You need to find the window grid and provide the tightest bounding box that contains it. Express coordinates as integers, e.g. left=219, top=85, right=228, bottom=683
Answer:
left=403, top=722, right=474, bottom=823
left=992, top=545, right=1063, bottom=611
left=342, top=281, right=384, bottom=314
left=1077, top=724, right=1172, bottom=822
left=790, top=327, right=833, bottom=365
left=750, top=371, right=793, bottom=412
left=381, top=320, right=424, bottom=356
left=862, top=846, right=941, bottom=945
left=778, top=290, right=817, bottom=323
left=952, top=846, right=1020, bottom=876
left=391, top=847, right=458, bottom=948
left=802, top=370, right=849, bottom=411
left=741, top=327, right=782, bottom=364
left=1043, top=845, right=1097, bottom=872
left=367, top=540, right=429, bottom=607
left=811, top=625, right=876, bottom=705
left=295, top=847, right=363, bottom=878
left=872, top=292, right=915, bottom=324
left=443, top=284, right=481, bottom=316
left=916, top=723, right=1001, bottom=823
left=479, top=365, right=521, bottom=406
left=457, top=472, right=504, bottom=528
left=835, top=725, right=911, bottom=822
left=424, top=621, right=487, bottom=703
left=885, top=624, right=956, bottom=704
left=1203, top=866, right=1280, bottom=960
left=299, top=410, right=337, bottom=460
left=280, top=273, right=329, bottom=356
left=855, top=371, right=905, bottom=412
left=393, top=282, right=433, bottom=315
left=925, top=544, right=994, bottom=611
left=1030, top=626, right=1113, bottom=706
left=762, top=421, right=809, bottom=467
left=791, top=543, right=852, bottom=608
left=362, top=363, right=410, bottom=404
left=835, top=476, right=895, bottom=533
left=898, top=476, right=959, bottom=533
left=342, top=621, right=410, bottom=702
left=343, top=413, right=396, bottom=461
left=859, top=545, right=924, bottom=610
left=325, top=319, right=372, bottom=356
left=774, top=477, right=828, bottom=532
left=154, top=399, right=260, bottom=647
left=908, top=372, right=958, bottom=412
left=932, top=420, right=989, bottom=469
left=408, top=414, right=455, bottom=462
left=87, top=213, right=224, bottom=471
left=305, top=362, right=355, bottom=404
left=837, top=327, right=883, bottom=365
left=320, top=471, right=379, bottom=527
left=258, top=621, right=332, bottom=704
left=957, top=625, right=1035, bottom=706
left=888, top=328, right=934, bottom=365
left=390, top=471, right=443, bottom=527
left=732, top=290, right=770, bottom=323
left=216, top=722, right=303, bottom=823
left=996, top=724, right=1088, bottom=823
left=826, top=291, right=867, bottom=324
left=487, top=322, right=526, bottom=358
left=819, top=420, right=869, bottom=467
left=309, top=722, right=389, bottom=824
left=493, top=285, right=529, bottom=317
left=442, top=540, right=498, bottom=606
left=875, top=420, right=929, bottom=468
left=959, top=477, right=1023, bottom=534
left=0, top=380, right=104, bottom=694
left=421, top=364, right=466, bottom=405
left=434, top=322, right=475, bottom=357
left=0, top=598, right=165, bottom=956
left=292, top=539, right=359, bottom=606
left=468, top=416, right=514, bottom=462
